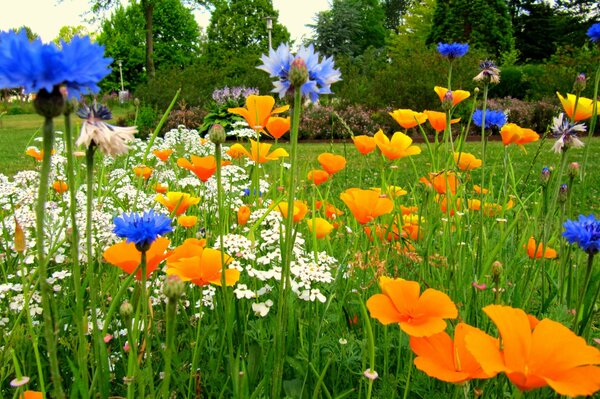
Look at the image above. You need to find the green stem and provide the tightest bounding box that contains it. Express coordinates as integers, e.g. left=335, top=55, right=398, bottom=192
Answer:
left=477, top=84, right=489, bottom=278
left=581, top=63, right=600, bottom=192
left=573, top=253, right=595, bottom=333
left=161, top=293, right=177, bottom=399
left=36, top=116, right=65, bottom=398
left=359, top=298, right=376, bottom=399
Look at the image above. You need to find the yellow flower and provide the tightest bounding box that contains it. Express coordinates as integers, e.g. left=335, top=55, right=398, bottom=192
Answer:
left=389, top=109, right=428, bottom=129
left=374, top=129, right=421, bottom=160
left=307, top=217, right=334, bottom=238
left=434, top=86, right=471, bottom=106
left=556, top=92, right=598, bottom=121
left=228, top=95, right=289, bottom=131
left=228, top=139, right=288, bottom=164
left=155, top=192, right=200, bottom=215
left=454, top=152, right=482, bottom=171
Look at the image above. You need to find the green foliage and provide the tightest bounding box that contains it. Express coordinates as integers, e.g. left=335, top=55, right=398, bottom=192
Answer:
left=97, top=0, right=201, bottom=93
left=311, top=0, right=387, bottom=57
left=52, top=26, right=90, bottom=46
left=428, top=0, right=514, bottom=58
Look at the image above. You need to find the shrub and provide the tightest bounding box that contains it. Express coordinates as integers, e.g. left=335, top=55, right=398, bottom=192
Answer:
left=164, top=101, right=207, bottom=132
left=486, top=97, right=558, bottom=133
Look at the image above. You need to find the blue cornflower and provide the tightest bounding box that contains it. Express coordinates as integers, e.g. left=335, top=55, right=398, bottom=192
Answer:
left=437, top=42, right=469, bottom=59
left=472, top=109, right=507, bottom=129
left=587, top=23, right=600, bottom=42
left=0, top=30, right=111, bottom=97
left=258, top=43, right=341, bottom=102
left=563, top=214, right=600, bottom=255
left=113, top=210, right=173, bottom=252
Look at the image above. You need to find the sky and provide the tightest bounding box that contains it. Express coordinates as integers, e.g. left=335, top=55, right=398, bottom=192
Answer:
left=0, top=0, right=331, bottom=43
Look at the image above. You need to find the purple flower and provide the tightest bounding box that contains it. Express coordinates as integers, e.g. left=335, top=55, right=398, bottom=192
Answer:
left=258, top=43, right=341, bottom=102
left=437, top=42, right=469, bottom=59
left=563, top=214, right=600, bottom=255
left=114, top=210, right=173, bottom=252
left=587, top=23, right=600, bottom=42
left=0, top=30, right=111, bottom=98
left=472, top=109, right=507, bottom=129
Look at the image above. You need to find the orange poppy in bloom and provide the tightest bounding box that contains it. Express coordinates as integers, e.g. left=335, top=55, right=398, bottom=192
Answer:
left=500, top=123, right=539, bottom=146
left=410, top=322, right=498, bottom=383
left=389, top=109, right=428, bottom=129
left=154, top=182, right=169, bottom=194
left=454, top=152, right=482, bottom=171
left=155, top=192, right=200, bottom=216
left=437, top=195, right=462, bottom=216
left=374, top=129, right=421, bottom=160
left=370, top=186, right=408, bottom=198
left=177, top=215, right=197, bottom=228
left=468, top=198, right=514, bottom=216
left=153, top=149, right=173, bottom=162
left=423, top=110, right=461, bottom=132
left=315, top=200, right=344, bottom=219
left=166, top=239, right=239, bottom=287
left=556, top=92, right=599, bottom=121
left=226, top=145, right=246, bottom=159
left=265, top=116, right=291, bottom=139
left=364, top=224, right=401, bottom=242
left=228, top=140, right=289, bottom=164
left=420, top=171, right=459, bottom=195
left=277, top=200, right=309, bottom=222
left=307, top=217, right=334, bottom=238
left=464, top=305, right=600, bottom=397
left=52, top=180, right=68, bottom=193
left=434, top=86, right=471, bottom=106
left=366, top=276, right=458, bottom=337
left=352, top=135, right=377, bottom=155
left=340, top=188, right=394, bottom=224
left=178, top=155, right=227, bottom=182
left=307, top=169, right=330, bottom=185
left=21, top=391, right=43, bottom=399
left=25, top=147, right=44, bottom=161
left=133, top=165, right=153, bottom=180
left=237, top=205, right=251, bottom=225
left=103, top=237, right=171, bottom=280
left=400, top=205, right=419, bottom=215
left=526, top=237, right=557, bottom=259
left=228, top=95, right=289, bottom=131
left=317, top=153, right=346, bottom=175
left=473, top=184, right=489, bottom=195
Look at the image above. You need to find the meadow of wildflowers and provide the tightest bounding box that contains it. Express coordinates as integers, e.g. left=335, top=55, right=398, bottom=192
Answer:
left=0, top=27, right=600, bottom=399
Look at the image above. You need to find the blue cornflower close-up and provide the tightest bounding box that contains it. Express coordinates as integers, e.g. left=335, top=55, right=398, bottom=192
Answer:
left=563, top=214, right=600, bottom=255
left=472, top=109, right=507, bottom=129
left=587, top=23, right=600, bottom=42
left=258, top=43, right=342, bottom=102
left=114, top=210, right=173, bottom=252
left=437, top=42, right=469, bottom=59
left=0, top=30, right=111, bottom=97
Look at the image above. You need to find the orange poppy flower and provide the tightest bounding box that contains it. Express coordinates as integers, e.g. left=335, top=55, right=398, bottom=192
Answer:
left=352, top=135, right=376, bottom=155
left=21, top=391, right=43, bottom=399
left=389, top=109, right=428, bottom=129
left=315, top=200, right=344, bottom=219
left=423, top=110, right=461, bottom=132
left=133, top=165, right=153, bottom=180
left=366, top=276, right=458, bottom=337
left=556, top=92, right=598, bottom=121
left=177, top=215, right=197, bottom=228
left=237, top=205, right=251, bottom=225
left=265, top=116, right=291, bottom=139
left=25, top=147, right=44, bottom=161
left=434, top=86, right=471, bottom=106
left=307, top=217, right=334, bottom=238
left=420, top=171, right=459, bottom=195
left=228, top=140, right=288, bottom=164
left=410, top=322, right=498, bottom=383
left=464, top=305, right=600, bottom=397
left=227, top=145, right=246, bottom=159
left=467, top=198, right=514, bottom=216
left=228, top=95, right=289, bottom=131
left=153, top=149, right=173, bottom=162
left=454, top=152, right=482, bottom=171
left=500, top=123, right=539, bottom=146
left=364, top=224, right=401, bottom=242
left=370, top=186, right=408, bottom=198
left=307, top=169, right=330, bottom=185
left=103, top=237, right=171, bottom=280
left=400, top=205, right=419, bottom=215
left=526, top=237, right=557, bottom=259
left=166, top=239, right=239, bottom=287
left=374, top=129, right=421, bottom=160
left=473, top=185, right=488, bottom=195
left=154, top=182, right=169, bottom=194
left=340, top=188, right=393, bottom=224
left=277, top=200, right=309, bottom=222
left=317, top=153, right=346, bottom=175
left=155, top=192, right=200, bottom=216
left=52, top=180, right=68, bottom=193
left=178, top=155, right=229, bottom=182
left=437, top=195, right=462, bottom=216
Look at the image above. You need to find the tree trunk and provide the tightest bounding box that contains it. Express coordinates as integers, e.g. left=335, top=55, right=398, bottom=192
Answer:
left=142, top=0, right=155, bottom=78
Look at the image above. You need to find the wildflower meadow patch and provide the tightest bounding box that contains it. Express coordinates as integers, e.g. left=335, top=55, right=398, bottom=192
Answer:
left=1, top=26, right=600, bottom=399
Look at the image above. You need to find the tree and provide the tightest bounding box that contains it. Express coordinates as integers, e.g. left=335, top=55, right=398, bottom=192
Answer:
left=311, top=0, right=387, bottom=57
left=97, top=0, right=201, bottom=92
left=382, top=0, right=415, bottom=32
left=427, top=0, right=514, bottom=58
left=204, top=0, right=289, bottom=64
left=11, top=26, right=39, bottom=41
left=53, top=25, right=90, bottom=46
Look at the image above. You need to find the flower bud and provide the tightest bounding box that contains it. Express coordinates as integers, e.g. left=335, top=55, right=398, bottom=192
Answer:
left=289, top=58, right=309, bottom=88
left=541, top=167, right=551, bottom=185
left=209, top=124, right=226, bottom=145
left=491, top=261, right=503, bottom=280
left=559, top=184, right=568, bottom=203
left=120, top=301, right=134, bottom=321
left=568, top=162, right=580, bottom=179
left=34, top=85, right=66, bottom=118
left=163, top=275, right=185, bottom=300
left=442, top=90, right=454, bottom=111
left=573, top=73, right=586, bottom=92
